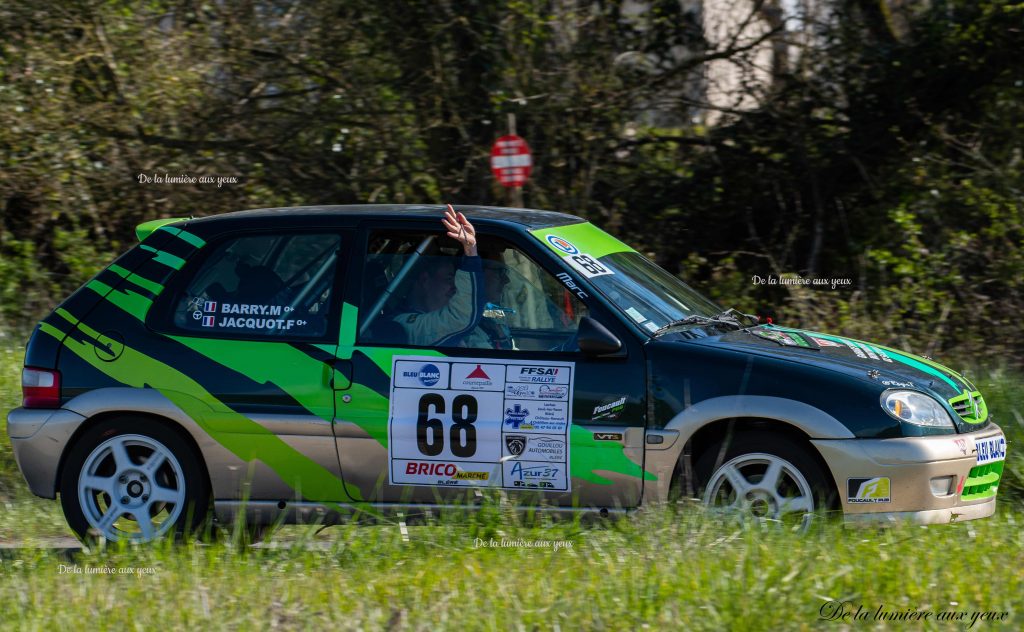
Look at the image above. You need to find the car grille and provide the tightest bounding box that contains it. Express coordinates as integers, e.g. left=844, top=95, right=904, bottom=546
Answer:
left=948, top=391, right=988, bottom=424
left=961, top=462, right=1003, bottom=501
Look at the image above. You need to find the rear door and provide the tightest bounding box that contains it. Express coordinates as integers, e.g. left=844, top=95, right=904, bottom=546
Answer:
left=148, top=229, right=351, bottom=502
left=333, top=221, right=648, bottom=508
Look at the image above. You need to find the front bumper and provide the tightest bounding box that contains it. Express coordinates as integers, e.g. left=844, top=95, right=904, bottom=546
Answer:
left=813, top=424, right=1006, bottom=525
left=6, top=407, right=87, bottom=499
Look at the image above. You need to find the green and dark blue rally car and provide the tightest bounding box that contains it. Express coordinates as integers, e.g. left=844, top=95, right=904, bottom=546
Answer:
left=6, top=205, right=1007, bottom=542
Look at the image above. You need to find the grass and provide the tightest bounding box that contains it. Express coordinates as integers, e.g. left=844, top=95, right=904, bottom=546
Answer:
left=1, top=509, right=1023, bottom=629
left=1, top=342, right=1023, bottom=629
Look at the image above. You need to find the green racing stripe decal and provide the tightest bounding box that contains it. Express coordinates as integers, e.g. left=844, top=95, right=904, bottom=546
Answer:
left=774, top=327, right=963, bottom=392
left=45, top=311, right=362, bottom=502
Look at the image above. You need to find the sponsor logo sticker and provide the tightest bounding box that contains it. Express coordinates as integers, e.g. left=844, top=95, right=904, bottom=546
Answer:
left=546, top=235, right=579, bottom=255
left=503, top=435, right=565, bottom=461
left=505, top=461, right=564, bottom=489
left=504, top=404, right=531, bottom=429
left=502, top=383, right=569, bottom=401
left=592, top=396, right=626, bottom=421
left=503, top=400, right=568, bottom=433
left=881, top=380, right=914, bottom=388
left=398, top=460, right=492, bottom=484
left=507, top=365, right=571, bottom=385
left=450, top=363, right=505, bottom=391
left=505, top=384, right=532, bottom=398
left=539, top=385, right=568, bottom=399
left=810, top=336, right=841, bottom=347
left=847, top=477, right=891, bottom=503
left=505, top=435, right=526, bottom=456
left=418, top=363, right=441, bottom=387
left=394, top=360, right=450, bottom=389
left=753, top=329, right=812, bottom=348
left=975, top=435, right=1006, bottom=466
left=554, top=271, right=588, bottom=299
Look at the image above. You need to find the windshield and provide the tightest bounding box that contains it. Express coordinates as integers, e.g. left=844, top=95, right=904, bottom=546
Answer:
left=586, top=252, right=722, bottom=334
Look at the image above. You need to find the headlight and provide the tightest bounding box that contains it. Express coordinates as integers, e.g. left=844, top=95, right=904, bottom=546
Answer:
left=882, top=390, right=954, bottom=428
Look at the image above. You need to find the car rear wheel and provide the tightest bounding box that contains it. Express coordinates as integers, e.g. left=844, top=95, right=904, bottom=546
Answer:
left=60, top=418, right=209, bottom=543
left=695, top=431, right=835, bottom=530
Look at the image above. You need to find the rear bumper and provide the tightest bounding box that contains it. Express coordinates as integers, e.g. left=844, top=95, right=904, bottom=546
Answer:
left=813, top=424, right=1005, bottom=524
left=6, top=407, right=87, bottom=499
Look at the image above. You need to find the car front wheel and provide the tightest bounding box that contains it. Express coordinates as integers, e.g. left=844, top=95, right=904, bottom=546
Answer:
left=695, top=431, right=835, bottom=529
left=60, top=418, right=209, bottom=543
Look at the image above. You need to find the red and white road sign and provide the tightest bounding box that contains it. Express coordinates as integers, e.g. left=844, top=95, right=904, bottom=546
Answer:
left=490, top=134, right=532, bottom=188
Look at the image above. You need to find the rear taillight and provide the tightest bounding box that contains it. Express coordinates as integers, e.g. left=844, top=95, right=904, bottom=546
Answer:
left=22, top=367, right=61, bottom=408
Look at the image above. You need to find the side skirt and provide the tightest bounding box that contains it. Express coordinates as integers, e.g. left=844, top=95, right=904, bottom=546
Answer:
left=213, top=500, right=633, bottom=526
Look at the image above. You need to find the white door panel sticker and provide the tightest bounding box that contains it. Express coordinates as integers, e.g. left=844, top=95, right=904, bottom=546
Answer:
left=389, top=356, right=574, bottom=490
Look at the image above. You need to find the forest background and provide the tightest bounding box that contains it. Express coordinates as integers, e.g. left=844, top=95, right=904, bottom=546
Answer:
left=1, top=0, right=1022, bottom=369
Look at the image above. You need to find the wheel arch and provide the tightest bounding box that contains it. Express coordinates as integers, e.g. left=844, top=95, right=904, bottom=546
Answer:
left=55, top=409, right=213, bottom=501
left=55, top=387, right=238, bottom=498
left=644, top=395, right=853, bottom=505
left=677, top=418, right=841, bottom=510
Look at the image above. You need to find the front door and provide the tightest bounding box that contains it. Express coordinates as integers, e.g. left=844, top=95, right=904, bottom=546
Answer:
left=333, top=222, right=648, bottom=508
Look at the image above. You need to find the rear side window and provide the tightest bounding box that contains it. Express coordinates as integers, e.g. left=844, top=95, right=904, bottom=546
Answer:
left=154, top=232, right=343, bottom=340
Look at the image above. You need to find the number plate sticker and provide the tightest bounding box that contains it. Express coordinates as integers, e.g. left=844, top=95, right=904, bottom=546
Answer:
left=563, top=253, right=614, bottom=278
left=975, top=435, right=1006, bottom=466
left=388, top=357, right=574, bottom=490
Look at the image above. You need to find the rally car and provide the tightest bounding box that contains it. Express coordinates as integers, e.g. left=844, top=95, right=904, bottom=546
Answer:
left=6, top=205, right=1007, bottom=542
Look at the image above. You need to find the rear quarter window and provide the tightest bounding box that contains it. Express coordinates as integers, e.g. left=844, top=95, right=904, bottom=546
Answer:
left=148, top=232, right=345, bottom=341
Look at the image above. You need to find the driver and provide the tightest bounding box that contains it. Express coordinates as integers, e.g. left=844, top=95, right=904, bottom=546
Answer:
left=392, top=207, right=516, bottom=349
left=392, top=207, right=486, bottom=347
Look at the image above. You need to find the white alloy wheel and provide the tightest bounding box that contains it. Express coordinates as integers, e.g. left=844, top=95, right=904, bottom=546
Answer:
left=702, top=452, right=816, bottom=528
left=77, top=434, right=187, bottom=542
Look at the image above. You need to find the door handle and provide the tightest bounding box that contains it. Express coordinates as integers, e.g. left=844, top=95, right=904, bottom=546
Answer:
left=330, top=358, right=353, bottom=390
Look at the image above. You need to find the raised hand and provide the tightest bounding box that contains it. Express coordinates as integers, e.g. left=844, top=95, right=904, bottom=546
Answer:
left=442, top=204, right=478, bottom=256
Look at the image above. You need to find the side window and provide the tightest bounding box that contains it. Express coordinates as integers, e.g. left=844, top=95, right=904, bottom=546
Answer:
left=492, top=246, right=589, bottom=351
left=358, top=230, right=588, bottom=351
left=161, top=232, right=343, bottom=340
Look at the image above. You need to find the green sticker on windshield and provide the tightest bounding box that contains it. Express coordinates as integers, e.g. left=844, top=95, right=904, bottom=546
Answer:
left=531, top=223, right=634, bottom=278
left=531, top=222, right=635, bottom=260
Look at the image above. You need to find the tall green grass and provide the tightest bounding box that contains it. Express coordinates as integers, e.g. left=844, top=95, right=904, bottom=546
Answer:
left=1, top=342, right=1022, bottom=628
left=1, top=509, right=1023, bottom=629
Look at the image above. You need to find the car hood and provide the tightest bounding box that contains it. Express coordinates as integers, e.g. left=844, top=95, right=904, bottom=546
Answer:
left=674, top=324, right=987, bottom=428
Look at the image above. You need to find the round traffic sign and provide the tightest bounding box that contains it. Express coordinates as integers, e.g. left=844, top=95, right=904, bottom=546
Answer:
left=490, top=134, right=532, bottom=188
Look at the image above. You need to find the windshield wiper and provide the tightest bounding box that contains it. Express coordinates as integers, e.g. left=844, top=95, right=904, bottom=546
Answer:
left=651, top=308, right=759, bottom=337
left=652, top=314, right=739, bottom=336
left=715, top=307, right=761, bottom=328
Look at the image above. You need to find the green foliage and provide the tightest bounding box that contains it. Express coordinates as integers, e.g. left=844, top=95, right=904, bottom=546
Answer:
left=0, top=238, right=57, bottom=332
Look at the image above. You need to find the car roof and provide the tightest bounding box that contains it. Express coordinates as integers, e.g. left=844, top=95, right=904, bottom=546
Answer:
left=181, top=204, right=585, bottom=234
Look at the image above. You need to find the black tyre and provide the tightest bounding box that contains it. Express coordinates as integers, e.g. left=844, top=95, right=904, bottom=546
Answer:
left=694, top=430, right=836, bottom=528
left=59, top=418, right=209, bottom=543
